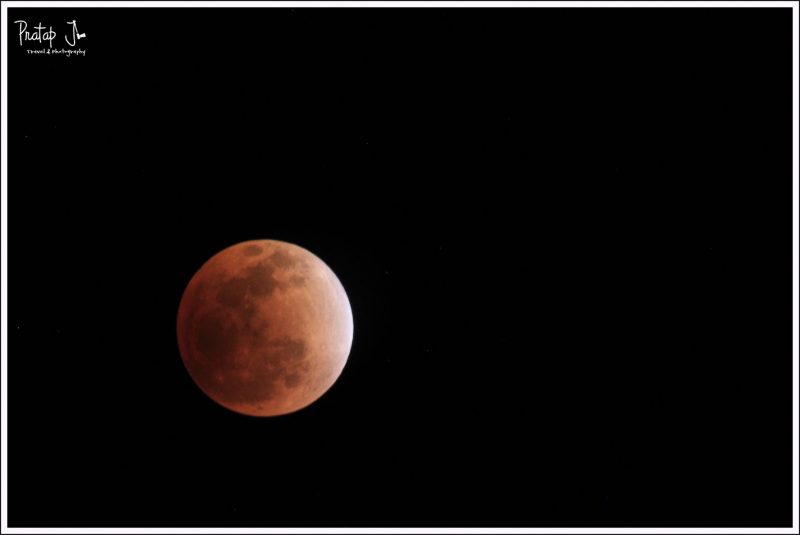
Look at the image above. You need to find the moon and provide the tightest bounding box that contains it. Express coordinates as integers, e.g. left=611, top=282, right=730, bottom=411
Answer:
left=177, top=240, right=353, bottom=417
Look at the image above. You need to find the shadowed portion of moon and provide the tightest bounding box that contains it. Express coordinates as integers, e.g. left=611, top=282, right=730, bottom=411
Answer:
left=177, top=240, right=353, bottom=416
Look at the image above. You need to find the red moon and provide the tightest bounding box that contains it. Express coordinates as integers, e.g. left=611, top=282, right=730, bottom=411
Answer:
left=177, top=240, right=353, bottom=416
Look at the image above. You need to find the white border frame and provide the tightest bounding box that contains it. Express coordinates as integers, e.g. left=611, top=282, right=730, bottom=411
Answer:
left=1, top=1, right=798, bottom=534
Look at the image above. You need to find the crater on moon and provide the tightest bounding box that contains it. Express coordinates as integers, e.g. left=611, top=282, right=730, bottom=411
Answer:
left=243, top=244, right=263, bottom=257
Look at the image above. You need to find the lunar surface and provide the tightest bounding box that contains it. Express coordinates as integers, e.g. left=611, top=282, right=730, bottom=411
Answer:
left=177, top=240, right=353, bottom=416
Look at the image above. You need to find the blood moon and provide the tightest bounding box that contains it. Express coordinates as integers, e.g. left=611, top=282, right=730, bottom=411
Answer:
left=177, top=240, right=353, bottom=417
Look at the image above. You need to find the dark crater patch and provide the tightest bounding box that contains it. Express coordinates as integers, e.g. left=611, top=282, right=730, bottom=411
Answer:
left=216, top=277, right=249, bottom=308
left=289, top=275, right=307, bottom=287
left=271, top=338, right=311, bottom=390
left=240, top=302, right=266, bottom=331
left=244, top=262, right=279, bottom=296
left=215, top=261, right=280, bottom=308
left=243, top=245, right=263, bottom=257
left=193, top=313, right=239, bottom=364
left=269, top=249, right=298, bottom=269
left=284, top=372, right=302, bottom=388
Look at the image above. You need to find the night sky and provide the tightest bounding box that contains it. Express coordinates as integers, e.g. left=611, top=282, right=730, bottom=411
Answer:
left=7, top=7, right=793, bottom=528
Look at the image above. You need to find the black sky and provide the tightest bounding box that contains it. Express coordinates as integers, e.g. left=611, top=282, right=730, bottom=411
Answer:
left=6, top=7, right=794, bottom=528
